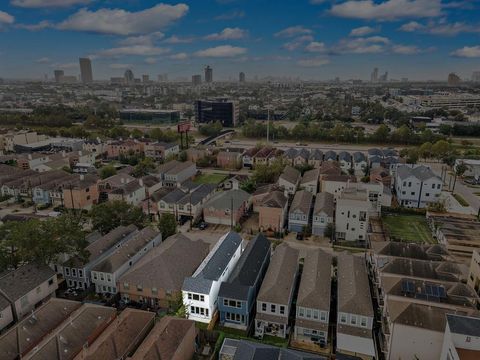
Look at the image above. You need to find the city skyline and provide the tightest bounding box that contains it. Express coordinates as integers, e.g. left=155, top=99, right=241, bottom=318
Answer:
left=1, top=0, right=480, bottom=81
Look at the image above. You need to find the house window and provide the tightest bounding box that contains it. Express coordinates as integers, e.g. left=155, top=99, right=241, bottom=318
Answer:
left=100, top=274, right=105, bottom=281
left=124, top=282, right=129, bottom=290
left=340, top=314, right=347, bottom=324
left=65, top=268, right=70, bottom=276
left=48, top=278, right=54, bottom=286
left=152, top=287, right=158, bottom=295
left=107, top=274, right=112, bottom=282
left=306, top=308, right=312, bottom=318
left=320, top=312, right=327, bottom=321
left=313, top=309, right=319, bottom=319
left=72, top=269, right=76, bottom=277
left=137, top=285, right=143, bottom=292
left=271, top=304, right=276, bottom=313
left=280, top=306, right=285, bottom=315
left=351, top=316, right=357, bottom=325
left=93, top=273, right=98, bottom=280
left=298, top=307, right=305, bottom=317
left=262, top=303, right=267, bottom=311
left=78, top=270, right=83, bottom=278
left=20, top=295, right=29, bottom=308
left=36, top=286, right=41, bottom=294
left=361, top=317, right=367, bottom=327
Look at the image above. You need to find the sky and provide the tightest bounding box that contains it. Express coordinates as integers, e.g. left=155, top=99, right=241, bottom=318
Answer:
left=1, top=0, right=480, bottom=81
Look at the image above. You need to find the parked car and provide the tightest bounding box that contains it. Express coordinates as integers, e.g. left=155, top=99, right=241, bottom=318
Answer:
left=199, top=222, right=208, bottom=230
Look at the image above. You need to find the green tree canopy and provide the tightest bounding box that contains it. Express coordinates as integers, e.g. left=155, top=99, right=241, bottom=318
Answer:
left=90, top=200, right=146, bottom=234
left=158, top=213, right=177, bottom=239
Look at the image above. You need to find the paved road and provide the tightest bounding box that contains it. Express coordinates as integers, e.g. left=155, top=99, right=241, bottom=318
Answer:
left=422, top=161, right=480, bottom=213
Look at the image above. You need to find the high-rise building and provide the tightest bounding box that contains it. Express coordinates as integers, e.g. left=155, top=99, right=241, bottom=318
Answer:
left=379, top=71, right=388, bottom=82
left=472, top=71, right=480, bottom=82
left=54, top=70, right=64, bottom=83
left=448, top=72, right=461, bottom=86
left=157, top=74, right=168, bottom=82
left=239, top=72, right=245, bottom=83
left=371, top=67, right=378, bottom=82
left=142, top=75, right=150, bottom=83
left=192, top=74, right=202, bottom=86
left=79, top=58, right=93, bottom=83
left=195, top=98, right=239, bottom=127
left=124, top=69, right=134, bottom=84
left=205, top=66, right=213, bottom=83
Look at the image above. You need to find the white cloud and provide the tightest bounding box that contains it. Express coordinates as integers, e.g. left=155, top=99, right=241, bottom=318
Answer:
left=169, top=52, right=188, bottom=60
left=96, top=45, right=170, bottom=58
left=118, top=32, right=164, bottom=46
left=144, top=57, right=157, bottom=64
left=330, top=0, right=443, bottom=21
left=305, top=41, right=327, bottom=53
left=297, top=57, right=330, bottom=67
left=35, top=57, right=51, bottom=63
left=392, top=44, right=421, bottom=54
left=57, top=3, right=189, bottom=35
left=204, top=27, right=247, bottom=40
left=194, top=45, right=247, bottom=58
left=0, top=10, right=14, bottom=24
left=451, top=46, right=480, bottom=58
left=11, top=0, right=91, bottom=7
left=163, top=35, right=194, bottom=44
left=16, top=20, right=52, bottom=30
left=275, top=26, right=312, bottom=38
left=350, top=26, right=379, bottom=36
left=399, top=21, right=424, bottom=32
left=109, top=63, right=132, bottom=69
left=282, top=35, right=314, bottom=51
left=400, top=20, right=480, bottom=36
left=215, top=10, right=245, bottom=20
left=334, top=36, right=390, bottom=54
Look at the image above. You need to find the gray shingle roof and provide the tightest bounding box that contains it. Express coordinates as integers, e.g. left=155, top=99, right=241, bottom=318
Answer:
left=397, top=165, right=439, bottom=182
left=203, top=189, right=250, bottom=211
left=337, top=253, right=373, bottom=317
left=313, top=192, right=334, bottom=217
left=218, top=233, right=271, bottom=301
left=324, top=151, right=337, bottom=161
left=259, top=191, right=288, bottom=209
left=297, top=249, right=332, bottom=311
left=353, top=152, right=366, bottom=163
left=338, top=151, right=351, bottom=162
left=289, top=190, right=313, bottom=215
left=301, top=168, right=319, bottom=185
left=0, top=263, right=56, bottom=302
left=279, top=166, right=301, bottom=185
left=257, top=243, right=299, bottom=304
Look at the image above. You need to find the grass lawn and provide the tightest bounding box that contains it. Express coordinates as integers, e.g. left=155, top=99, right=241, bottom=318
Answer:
left=194, top=173, right=228, bottom=184
left=382, top=213, right=435, bottom=244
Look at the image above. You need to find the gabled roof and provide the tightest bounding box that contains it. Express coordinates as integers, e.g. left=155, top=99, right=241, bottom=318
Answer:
left=397, top=165, right=439, bottom=182
left=203, top=189, right=250, bottom=211
left=338, top=151, right=351, bottom=162
left=296, top=148, right=310, bottom=160
left=297, top=249, right=332, bottom=311
left=353, top=151, right=366, bottom=162
left=259, top=190, right=288, bottom=209
left=0, top=263, right=56, bottom=303
left=309, top=149, right=323, bottom=161
left=337, top=253, right=373, bottom=317
left=279, top=165, right=301, bottom=185
left=177, top=184, right=216, bottom=206
left=313, top=192, right=334, bottom=217
left=301, top=168, right=319, bottom=185
left=290, top=190, right=313, bottom=214
left=324, top=151, right=337, bottom=160
left=218, top=233, right=271, bottom=301
left=257, top=243, right=299, bottom=304
left=283, top=148, right=298, bottom=159
left=119, top=234, right=209, bottom=291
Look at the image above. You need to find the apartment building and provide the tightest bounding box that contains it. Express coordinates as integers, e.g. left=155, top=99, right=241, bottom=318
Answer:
left=395, top=165, right=442, bottom=208
left=335, top=187, right=370, bottom=241
left=288, top=190, right=313, bottom=233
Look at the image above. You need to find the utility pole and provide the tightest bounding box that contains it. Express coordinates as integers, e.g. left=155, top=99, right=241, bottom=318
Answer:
left=266, top=107, right=270, bottom=144
left=230, top=197, right=234, bottom=230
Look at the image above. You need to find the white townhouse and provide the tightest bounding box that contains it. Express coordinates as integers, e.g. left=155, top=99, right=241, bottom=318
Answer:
left=335, top=187, right=370, bottom=242
left=182, top=232, right=244, bottom=324
left=90, top=227, right=161, bottom=294
left=395, top=165, right=442, bottom=208
left=312, top=192, right=334, bottom=236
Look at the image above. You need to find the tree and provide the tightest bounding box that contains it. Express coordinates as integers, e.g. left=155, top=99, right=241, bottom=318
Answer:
left=253, top=158, right=286, bottom=184
left=100, top=165, right=117, bottom=179
left=418, top=142, right=432, bottom=160
left=90, top=201, right=146, bottom=234
left=453, top=161, right=468, bottom=192
left=431, top=140, right=451, bottom=160
left=371, top=124, right=390, bottom=143
left=158, top=213, right=177, bottom=238
left=131, top=157, right=155, bottom=177
left=406, top=148, right=419, bottom=164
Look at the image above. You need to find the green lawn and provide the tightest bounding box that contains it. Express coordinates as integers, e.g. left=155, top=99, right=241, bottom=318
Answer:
left=194, top=173, right=228, bottom=184
left=382, top=214, right=435, bottom=244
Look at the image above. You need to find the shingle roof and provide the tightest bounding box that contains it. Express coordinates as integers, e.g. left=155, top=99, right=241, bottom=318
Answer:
left=283, top=148, right=298, bottom=159
left=0, top=263, right=56, bottom=302
left=182, top=232, right=243, bottom=294
left=119, top=234, right=209, bottom=292
left=203, top=189, right=250, bottom=211
left=257, top=243, right=299, bottom=304
left=279, top=166, right=301, bottom=185
left=297, top=249, right=332, bottom=311
left=130, top=316, right=196, bottom=360
left=353, top=152, right=366, bottom=163
left=301, top=168, right=319, bottom=185
left=337, top=253, right=373, bottom=317
left=338, top=151, right=351, bottom=162
left=313, top=192, right=334, bottom=217
left=218, top=233, right=271, bottom=301
left=259, top=190, right=288, bottom=209
left=92, top=227, right=160, bottom=274
left=324, top=151, right=337, bottom=161
left=309, top=149, right=323, bottom=161
left=397, top=165, right=439, bottom=182
left=177, top=184, right=216, bottom=206
left=289, top=190, right=313, bottom=215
